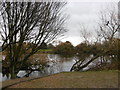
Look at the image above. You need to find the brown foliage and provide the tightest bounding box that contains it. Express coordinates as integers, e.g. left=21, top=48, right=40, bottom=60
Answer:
left=53, top=41, right=75, bottom=57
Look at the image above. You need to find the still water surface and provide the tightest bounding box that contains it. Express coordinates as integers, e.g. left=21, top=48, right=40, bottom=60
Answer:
left=0, top=54, right=102, bottom=82
left=1, top=54, right=76, bottom=81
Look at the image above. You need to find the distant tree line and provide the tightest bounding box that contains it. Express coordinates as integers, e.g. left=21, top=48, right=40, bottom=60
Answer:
left=53, top=38, right=120, bottom=71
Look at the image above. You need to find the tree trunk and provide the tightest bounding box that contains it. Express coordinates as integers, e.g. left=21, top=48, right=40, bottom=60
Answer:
left=10, top=65, right=17, bottom=79
left=70, top=55, right=100, bottom=72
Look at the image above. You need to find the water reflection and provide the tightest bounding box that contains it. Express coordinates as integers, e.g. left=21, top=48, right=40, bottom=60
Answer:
left=1, top=54, right=75, bottom=82
left=1, top=54, right=110, bottom=82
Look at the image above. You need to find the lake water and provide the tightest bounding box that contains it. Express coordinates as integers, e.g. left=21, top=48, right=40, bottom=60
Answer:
left=1, top=54, right=76, bottom=82
left=0, top=54, right=107, bottom=82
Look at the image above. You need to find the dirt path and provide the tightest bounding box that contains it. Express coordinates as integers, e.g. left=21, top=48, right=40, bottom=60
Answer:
left=3, top=70, right=119, bottom=88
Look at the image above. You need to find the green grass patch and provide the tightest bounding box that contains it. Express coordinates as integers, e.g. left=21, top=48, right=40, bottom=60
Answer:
left=38, top=49, right=53, bottom=53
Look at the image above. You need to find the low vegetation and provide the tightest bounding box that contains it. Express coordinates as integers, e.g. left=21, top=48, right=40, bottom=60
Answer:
left=37, top=49, right=53, bottom=54
left=53, top=41, right=75, bottom=57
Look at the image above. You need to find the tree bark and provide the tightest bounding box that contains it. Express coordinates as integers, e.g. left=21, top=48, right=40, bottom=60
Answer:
left=11, top=65, right=17, bottom=79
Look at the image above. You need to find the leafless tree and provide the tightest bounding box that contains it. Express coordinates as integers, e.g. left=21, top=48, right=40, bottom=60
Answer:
left=97, top=4, right=119, bottom=42
left=79, top=24, right=91, bottom=44
left=0, top=1, right=67, bottom=78
left=71, top=3, right=119, bottom=72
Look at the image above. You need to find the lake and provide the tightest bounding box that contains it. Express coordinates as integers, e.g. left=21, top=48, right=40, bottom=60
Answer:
left=0, top=54, right=107, bottom=82
left=1, top=54, right=76, bottom=81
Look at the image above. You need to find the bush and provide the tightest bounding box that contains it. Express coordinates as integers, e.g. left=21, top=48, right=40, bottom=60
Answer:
left=53, top=41, right=75, bottom=57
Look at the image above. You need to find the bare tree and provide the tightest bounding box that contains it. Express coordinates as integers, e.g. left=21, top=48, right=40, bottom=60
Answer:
left=0, top=1, right=67, bottom=78
left=71, top=3, right=119, bottom=72
left=97, top=4, right=119, bottom=42
left=79, top=24, right=91, bottom=44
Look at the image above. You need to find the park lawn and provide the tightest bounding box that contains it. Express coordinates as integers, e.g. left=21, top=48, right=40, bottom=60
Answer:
left=7, top=70, right=119, bottom=88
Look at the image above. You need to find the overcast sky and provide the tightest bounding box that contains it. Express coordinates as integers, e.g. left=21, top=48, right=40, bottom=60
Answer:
left=59, top=0, right=119, bottom=46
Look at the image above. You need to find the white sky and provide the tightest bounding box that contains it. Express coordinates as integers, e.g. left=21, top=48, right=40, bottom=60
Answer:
left=67, top=0, right=119, bottom=2
left=59, top=0, right=119, bottom=46
left=0, top=0, right=119, bottom=46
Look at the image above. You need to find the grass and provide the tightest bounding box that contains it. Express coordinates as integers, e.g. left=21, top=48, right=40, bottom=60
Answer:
left=37, top=49, right=53, bottom=53
left=6, top=70, right=119, bottom=88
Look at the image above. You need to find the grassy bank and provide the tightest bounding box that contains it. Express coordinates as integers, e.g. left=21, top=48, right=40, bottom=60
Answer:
left=37, top=49, right=53, bottom=54
left=6, top=70, right=119, bottom=88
